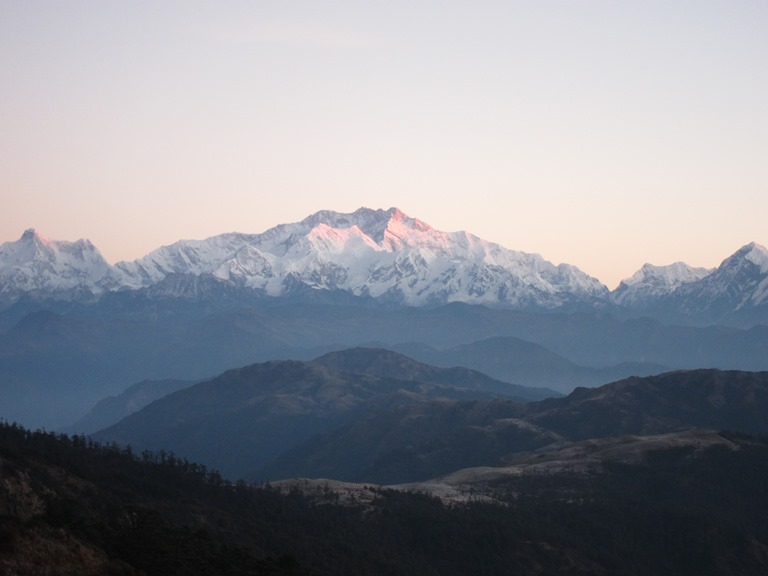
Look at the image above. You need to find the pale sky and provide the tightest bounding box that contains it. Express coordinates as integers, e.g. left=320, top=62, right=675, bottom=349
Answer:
left=1, top=1, right=766, bottom=289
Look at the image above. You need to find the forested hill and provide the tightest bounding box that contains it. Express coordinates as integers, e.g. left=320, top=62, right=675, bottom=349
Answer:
left=2, top=422, right=768, bottom=575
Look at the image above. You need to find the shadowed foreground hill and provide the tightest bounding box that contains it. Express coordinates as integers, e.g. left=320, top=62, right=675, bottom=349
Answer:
left=92, top=349, right=534, bottom=479
left=260, top=369, right=768, bottom=483
left=528, top=369, right=768, bottom=439
left=3, top=422, right=768, bottom=575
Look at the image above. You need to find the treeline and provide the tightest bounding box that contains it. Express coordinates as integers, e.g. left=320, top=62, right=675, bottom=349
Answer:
left=0, top=421, right=227, bottom=489
left=2, top=421, right=768, bottom=575
left=0, top=421, right=303, bottom=575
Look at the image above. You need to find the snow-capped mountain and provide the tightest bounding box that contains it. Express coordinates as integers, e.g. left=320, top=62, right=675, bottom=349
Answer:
left=2, top=210, right=767, bottom=325
left=0, top=228, right=112, bottom=304
left=671, top=242, right=768, bottom=322
left=612, top=262, right=713, bottom=307
left=612, top=242, right=768, bottom=326
left=112, top=207, right=609, bottom=308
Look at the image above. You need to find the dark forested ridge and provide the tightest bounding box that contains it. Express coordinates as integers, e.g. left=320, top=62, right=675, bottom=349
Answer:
left=256, top=368, right=768, bottom=483
left=89, top=351, right=539, bottom=480
left=2, top=421, right=768, bottom=575
left=90, top=362, right=768, bottom=485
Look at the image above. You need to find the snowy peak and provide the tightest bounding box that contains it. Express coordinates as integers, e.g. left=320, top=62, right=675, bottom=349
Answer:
left=20, top=228, right=46, bottom=244
left=281, top=208, right=609, bottom=306
left=0, top=228, right=111, bottom=303
left=612, top=262, right=712, bottom=306
left=301, top=207, right=436, bottom=249
left=91, top=207, right=610, bottom=309
left=0, top=229, right=107, bottom=271
left=621, top=262, right=712, bottom=288
left=379, top=208, right=443, bottom=252
left=611, top=242, right=768, bottom=324
left=113, top=233, right=258, bottom=287
left=721, top=242, right=768, bottom=274
left=4, top=228, right=54, bottom=263
left=695, top=242, right=768, bottom=292
left=20, top=228, right=37, bottom=240
left=681, top=242, right=768, bottom=310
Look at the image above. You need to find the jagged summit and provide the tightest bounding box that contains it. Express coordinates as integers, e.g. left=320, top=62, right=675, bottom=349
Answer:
left=0, top=228, right=112, bottom=303
left=612, top=262, right=712, bottom=307
left=610, top=241, right=768, bottom=324
left=677, top=241, right=768, bottom=311
left=1, top=210, right=608, bottom=309
left=621, top=262, right=711, bottom=287
left=299, top=207, right=435, bottom=249
left=723, top=242, right=768, bottom=273
left=1, top=214, right=766, bottom=324
left=21, top=228, right=40, bottom=241
left=107, top=207, right=611, bottom=308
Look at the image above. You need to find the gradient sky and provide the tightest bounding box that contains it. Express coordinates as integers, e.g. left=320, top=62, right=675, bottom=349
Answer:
left=1, top=1, right=766, bottom=288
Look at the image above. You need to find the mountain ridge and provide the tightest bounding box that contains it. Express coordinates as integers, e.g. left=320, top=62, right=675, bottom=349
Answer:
left=3, top=208, right=767, bottom=326
left=255, top=367, right=768, bottom=484
left=90, top=348, right=541, bottom=479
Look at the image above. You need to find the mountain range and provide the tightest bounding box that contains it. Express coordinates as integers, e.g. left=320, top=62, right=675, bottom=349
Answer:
left=2, top=207, right=768, bottom=325
left=281, top=366, right=768, bottom=485
left=89, top=346, right=768, bottom=484
left=4, top=208, right=768, bottom=575
left=90, top=348, right=545, bottom=479
left=2, top=207, right=768, bottom=430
